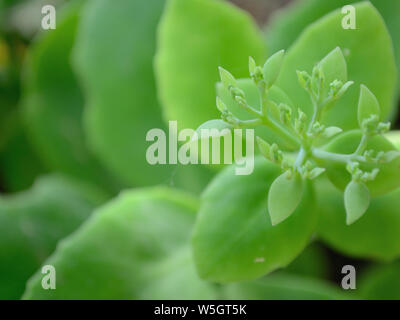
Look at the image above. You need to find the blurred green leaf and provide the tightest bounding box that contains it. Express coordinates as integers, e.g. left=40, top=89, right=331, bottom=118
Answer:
left=344, top=180, right=370, bottom=225
left=317, top=178, right=400, bottom=261
left=275, top=2, right=396, bottom=131
left=266, top=0, right=400, bottom=91
left=0, top=174, right=107, bottom=299
left=358, top=85, right=381, bottom=127
left=155, top=0, right=266, bottom=131
left=21, top=1, right=119, bottom=191
left=223, top=274, right=350, bottom=300
left=73, top=0, right=212, bottom=191
left=192, top=157, right=317, bottom=283
left=268, top=172, right=304, bottom=226
left=23, top=187, right=218, bottom=299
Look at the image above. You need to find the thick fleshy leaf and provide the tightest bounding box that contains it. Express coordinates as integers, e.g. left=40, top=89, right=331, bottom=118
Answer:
left=266, top=0, right=400, bottom=94
left=268, top=172, right=304, bottom=226
left=317, top=178, right=400, bottom=261
left=263, top=50, right=285, bottom=88
left=21, top=1, right=117, bottom=190
left=23, top=188, right=218, bottom=299
left=344, top=180, right=370, bottom=225
left=73, top=0, right=211, bottom=191
left=155, top=0, right=266, bottom=131
left=223, top=274, right=351, bottom=300
left=358, top=85, right=381, bottom=126
left=275, top=2, right=396, bottom=130
left=73, top=0, right=164, bottom=186
left=359, top=263, right=400, bottom=299
left=318, top=130, right=400, bottom=197
left=192, top=157, right=317, bottom=283
left=0, top=175, right=107, bottom=299
left=318, top=47, right=347, bottom=97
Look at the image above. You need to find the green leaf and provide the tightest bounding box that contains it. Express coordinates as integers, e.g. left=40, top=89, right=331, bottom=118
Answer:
left=322, top=126, right=342, bottom=138
left=275, top=2, right=396, bottom=130
left=344, top=180, right=370, bottom=225
left=73, top=0, right=211, bottom=191
left=73, top=0, right=164, bottom=186
left=23, top=188, right=218, bottom=299
left=358, top=84, right=381, bottom=126
left=219, top=67, right=237, bottom=89
left=319, top=130, right=400, bottom=196
left=0, top=175, right=107, bottom=299
left=249, top=56, right=257, bottom=75
left=266, top=0, right=400, bottom=94
left=192, top=157, right=317, bottom=282
left=155, top=0, right=266, bottom=131
left=256, top=136, right=271, bottom=159
left=263, top=50, right=285, bottom=88
left=223, top=273, right=351, bottom=300
left=21, top=1, right=117, bottom=190
left=216, top=96, right=228, bottom=113
left=317, top=178, right=400, bottom=261
left=318, top=47, right=347, bottom=97
left=268, top=172, right=304, bottom=226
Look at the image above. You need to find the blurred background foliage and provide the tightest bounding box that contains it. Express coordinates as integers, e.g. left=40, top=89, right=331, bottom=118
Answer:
left=0, top=0, right=399, bottom=299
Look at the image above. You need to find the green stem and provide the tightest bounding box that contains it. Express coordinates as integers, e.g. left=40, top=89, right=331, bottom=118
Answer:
left=294, top=147, right=306, bottom=168
left=354, top=134, right=369, bottom=155
left=312, top=149, right=365, bottom=163
left=235, top=118, right=263, bottom=128
left=263, top=117, right=301, bottom=148
left=256, top=82, right=301, bottom=149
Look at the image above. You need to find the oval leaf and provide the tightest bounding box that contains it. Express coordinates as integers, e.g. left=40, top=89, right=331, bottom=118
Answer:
left=263, top=50, right=285, bottom=88
left=73, top=0, right=211, bottom=191
left=318, top=46, right=347, bottom=98
left=23, top=188, right=217, bottom=299
left=275, top=2, right=396, bottom=130
left=0, top=175, right=107, bottom=299
left=317, top=178, right=400, bottom=261
left=155, top=0, right=266, bottom=131
left=21, top=2, right=116, bottom=189
left=192, top=157, right=317, bottom=282
left=266, top=0, right=400, bottom=93
left=358, top=84, right=381, bottom=126
left=223, top=274, right=351, bottom=300
left=268, top=172, right=304, bottom=226
left=344, top=180, right=370, bottom=225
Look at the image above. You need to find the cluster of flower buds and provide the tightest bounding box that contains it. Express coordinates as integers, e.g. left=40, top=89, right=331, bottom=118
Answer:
left=297, top=160, right=325, bottom=180
left=346, top=161, right=380, bottom=183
